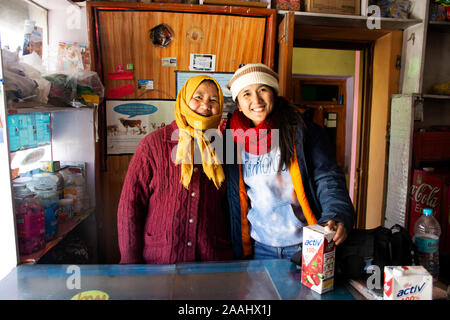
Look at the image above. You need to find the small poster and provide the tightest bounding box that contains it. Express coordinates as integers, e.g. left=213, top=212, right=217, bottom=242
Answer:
left=7, top=113, right=51, bottom=152
left=106, top=100, right=175, bottom=155
left=57, top=42, right=91, bottom=72
left=175, top=71, right=236, bottom=118
left=189, top=53, right=216, bottom=72
left=23, top=23, right=43, bottom=57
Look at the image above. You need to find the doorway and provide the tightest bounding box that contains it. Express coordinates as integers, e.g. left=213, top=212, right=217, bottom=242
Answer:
left=292, top=74, right=352, bottom=178
left=277, top=14, right=403, bottom=229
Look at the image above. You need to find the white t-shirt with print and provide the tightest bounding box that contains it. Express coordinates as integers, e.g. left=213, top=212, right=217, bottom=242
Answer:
left=241, top=146, right=304, bottom=247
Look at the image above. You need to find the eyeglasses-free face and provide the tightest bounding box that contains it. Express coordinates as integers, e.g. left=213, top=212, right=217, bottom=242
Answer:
left=236, top=84, right=274, bottom=126
left=188, top=81, right=221, bottom=117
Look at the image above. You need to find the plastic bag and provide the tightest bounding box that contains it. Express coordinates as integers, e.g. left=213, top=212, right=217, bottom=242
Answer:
left=372, top=0, right=413, bottom=19
left=43, top=70, right=104, bottom=108
left=20, top=53, right=51, bottom=104
left=2, top=49, right=40, bottom=103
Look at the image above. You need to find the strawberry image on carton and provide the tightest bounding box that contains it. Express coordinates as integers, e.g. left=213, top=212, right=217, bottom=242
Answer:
left=301, top=224, right=336, bottom=294
left=383, top=266, right=432, bottom=300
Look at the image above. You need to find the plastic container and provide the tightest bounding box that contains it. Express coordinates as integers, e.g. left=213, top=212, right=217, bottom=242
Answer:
left=63, top=172, right=88, bottom=215
left=56, top=198, right=74, bottom=223
left=34, top=185, right=58, bottom=241
left=13, top=184, right=46, bottom=255
left=413, top=208, right=441, bottom=279
left=32, top=172, right=64, bottom=199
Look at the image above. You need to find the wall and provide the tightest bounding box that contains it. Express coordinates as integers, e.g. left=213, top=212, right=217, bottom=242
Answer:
left=42, top=2, right=89, bottom=73
left=292, top=48, right=356, bottom=77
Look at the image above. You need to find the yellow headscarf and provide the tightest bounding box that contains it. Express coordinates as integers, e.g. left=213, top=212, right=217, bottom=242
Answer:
left=174, top=75, right=225, bottom=190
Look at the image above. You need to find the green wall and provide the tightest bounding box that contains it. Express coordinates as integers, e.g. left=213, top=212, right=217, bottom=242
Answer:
left=292, top=48, right=356, bottom=77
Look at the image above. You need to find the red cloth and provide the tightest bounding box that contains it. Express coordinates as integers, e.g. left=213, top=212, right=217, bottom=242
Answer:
left=229, top=109, right=275, bottom=155
left=117, top=121, right=233, bottom=264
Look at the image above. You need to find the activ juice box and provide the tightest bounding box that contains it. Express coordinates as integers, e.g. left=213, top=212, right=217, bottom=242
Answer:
left=383, top=266, right=433, bottom=300
left=301, top=224, right=336, bottom=294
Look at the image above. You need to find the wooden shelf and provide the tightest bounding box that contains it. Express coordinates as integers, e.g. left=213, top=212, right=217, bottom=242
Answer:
left=19, top=208, right=94, bottom=264
left=422, top=94, right=450, bottom=100
left=428, top=21, right=450, bottom=33
left=202, top=0, right=268, bottom=7
left=278, top=10, right=422, bottom=30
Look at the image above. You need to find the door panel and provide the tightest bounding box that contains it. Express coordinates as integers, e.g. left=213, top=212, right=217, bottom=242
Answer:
left=277, top=11, right=294, bottom=98
left=98, top=11, right=267, bottom=100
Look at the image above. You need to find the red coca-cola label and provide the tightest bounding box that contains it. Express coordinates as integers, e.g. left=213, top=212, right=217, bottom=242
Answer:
left=408, top=170, right=443, bottom=236
left=410, top=184, right=441, bottom=209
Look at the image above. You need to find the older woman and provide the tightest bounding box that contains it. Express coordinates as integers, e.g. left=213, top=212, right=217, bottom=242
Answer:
left=225, top=63, right=355, bottom=260
left=117, top=75, right=233, bottom=264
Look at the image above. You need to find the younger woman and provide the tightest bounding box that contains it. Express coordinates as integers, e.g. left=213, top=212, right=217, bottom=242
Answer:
left=225, top=63, right=355, bottom=260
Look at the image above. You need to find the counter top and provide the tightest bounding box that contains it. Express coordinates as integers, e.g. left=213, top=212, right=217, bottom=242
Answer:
left=0, top=259, right=361, bottom=300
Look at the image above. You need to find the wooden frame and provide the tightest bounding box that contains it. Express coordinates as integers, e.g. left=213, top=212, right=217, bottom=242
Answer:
left=278, top=14, right=403, bottom=229
left=86, top=2, right=277, bottom=263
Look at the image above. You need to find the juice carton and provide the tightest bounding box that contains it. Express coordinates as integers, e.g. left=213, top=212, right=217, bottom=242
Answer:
left=301, top=224, right=336, bottom=294
left=383, top=266, right=433, bottom=300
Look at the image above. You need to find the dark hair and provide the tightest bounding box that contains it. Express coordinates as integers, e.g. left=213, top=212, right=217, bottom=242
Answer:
left=271, top=93, right=306, bottom=172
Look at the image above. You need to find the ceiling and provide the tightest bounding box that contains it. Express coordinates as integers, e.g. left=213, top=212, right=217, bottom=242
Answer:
left=30, top=0, right=85, bottom=10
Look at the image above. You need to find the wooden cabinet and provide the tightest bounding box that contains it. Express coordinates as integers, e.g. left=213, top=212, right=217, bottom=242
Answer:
left=86, top=2, right=276, bottom=263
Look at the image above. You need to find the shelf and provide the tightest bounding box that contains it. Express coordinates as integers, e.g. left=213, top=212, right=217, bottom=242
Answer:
left=428, top=21, right=450, bottom=33
left=19, top=208, right=94, bottom=264
left=7, top=102, right=94, bottom=114
left=278, top=10, right=422, bottom=30
left=423, top=94, right=450, bottom=100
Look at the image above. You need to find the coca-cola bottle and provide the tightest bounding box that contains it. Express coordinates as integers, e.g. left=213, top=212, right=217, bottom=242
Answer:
left=413, top=208, right=441, bottom=279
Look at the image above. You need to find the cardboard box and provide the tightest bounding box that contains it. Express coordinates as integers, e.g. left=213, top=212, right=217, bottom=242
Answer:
left=301, top=224, right=336, bottom=294
left=40, top=161, right=61, bottom=173
left=383, top=266, right=432, bottom=300
left=304, top=0, right=360, bottom=15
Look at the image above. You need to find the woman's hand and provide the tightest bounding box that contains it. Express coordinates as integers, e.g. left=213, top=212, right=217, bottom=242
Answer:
left=326, top=220, right=347, bottom=245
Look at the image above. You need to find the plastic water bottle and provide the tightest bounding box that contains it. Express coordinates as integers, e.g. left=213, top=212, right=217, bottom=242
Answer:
left=413, top=208, right=441, bottom=278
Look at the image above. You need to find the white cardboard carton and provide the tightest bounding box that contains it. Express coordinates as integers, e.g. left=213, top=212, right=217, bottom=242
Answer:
left=383, top=266, right=433, bottom=300
left=301, top=224, right=336, bottom=294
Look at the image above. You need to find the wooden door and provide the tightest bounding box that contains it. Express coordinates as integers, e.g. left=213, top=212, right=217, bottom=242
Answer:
left=87, top=2, right=276, bottom=263
left=277, top=11, right=294, bottom=97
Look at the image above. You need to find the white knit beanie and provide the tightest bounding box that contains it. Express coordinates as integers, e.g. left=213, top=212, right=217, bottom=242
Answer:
left=227, top=63, right=279, bottom=101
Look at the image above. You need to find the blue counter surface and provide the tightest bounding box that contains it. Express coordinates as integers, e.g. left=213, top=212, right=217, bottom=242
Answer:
left=0, top=259, right=361, bottom=300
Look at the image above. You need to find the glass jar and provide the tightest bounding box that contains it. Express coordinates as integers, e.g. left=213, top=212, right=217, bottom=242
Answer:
left=34, top=185, right=59, bottom=206
left=12, top=184, right=46, bottom=255
left=32, top=172, right=64, bottom=200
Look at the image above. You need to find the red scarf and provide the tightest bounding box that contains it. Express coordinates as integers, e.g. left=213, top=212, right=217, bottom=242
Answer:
left=229, top=109, right=275, bottom=155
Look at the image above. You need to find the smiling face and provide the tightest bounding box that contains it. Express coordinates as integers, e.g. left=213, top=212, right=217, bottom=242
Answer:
left=236, top=83, right=274, bottom=126
left=188, top=80, right=220, bottom=117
